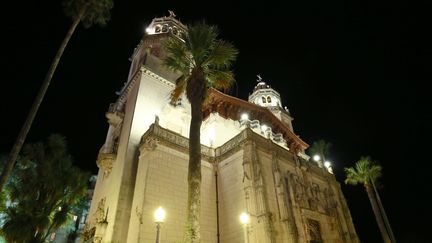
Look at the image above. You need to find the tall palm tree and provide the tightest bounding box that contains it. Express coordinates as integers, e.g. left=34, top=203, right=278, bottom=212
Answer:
left=163, top=23, right=238, bottom=242
left=345, top=157, right=391, bottom=243
left=309, top=139, right=332, bottom=167
left=0, top=0, right=113, bottom=192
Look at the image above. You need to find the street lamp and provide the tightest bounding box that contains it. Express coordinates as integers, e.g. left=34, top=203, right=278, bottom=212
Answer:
left=239, top=212, right=250, bottom=243
left=154, top=207, right=166, bottom=243
left=312, top=154, right=326, bottom=168
left=324, top=161, right=333, bottom=174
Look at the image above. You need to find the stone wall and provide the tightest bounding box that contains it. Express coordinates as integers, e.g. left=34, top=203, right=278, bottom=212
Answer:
left=89, top=122, right=359, bottom=243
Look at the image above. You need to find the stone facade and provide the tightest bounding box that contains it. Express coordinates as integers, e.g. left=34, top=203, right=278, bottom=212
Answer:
left=85, top=13, right=359, bottom=243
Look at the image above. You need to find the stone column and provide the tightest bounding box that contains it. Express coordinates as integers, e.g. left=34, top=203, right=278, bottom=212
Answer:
left=272, top=153, right=298, bottom=243
left=251, top=143, right=275, bottom=243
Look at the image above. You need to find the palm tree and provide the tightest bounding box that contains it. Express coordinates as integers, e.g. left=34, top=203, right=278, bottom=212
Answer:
left=0, top=134, right=89, bottom=242
left=309, top=139, right=332, bottom=167
left=0, top=0, right=113, bottom=192
left=163, top=23, right=238, bottom=242
left=345, top=157, right=391, bottom=243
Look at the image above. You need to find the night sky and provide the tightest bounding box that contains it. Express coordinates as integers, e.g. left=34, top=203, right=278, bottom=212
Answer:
left=1, top=0, right=430, bottom=242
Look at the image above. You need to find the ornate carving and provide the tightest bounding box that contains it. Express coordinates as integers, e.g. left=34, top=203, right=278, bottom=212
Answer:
left=324, top=187, right=338, bottom=216
left=106, top=103, right=124, bottom=126
left=136, top=206, right=143, bottom=224
left=140, top=137, right=159, bottom=151
left=307, top=219, right=323, bottom=242
left=307, top=183, right=320, bottom=211
left=95, top=198, right=107, bottom=224
left=82, top=224, right=96, bottom=242
left=141, top=123, right=214, bottom=158
left=215, top=129, right=248, bottom=156
left=291, top=174, right=307, bottom=208
left=96, top=153, right=116, bottom=178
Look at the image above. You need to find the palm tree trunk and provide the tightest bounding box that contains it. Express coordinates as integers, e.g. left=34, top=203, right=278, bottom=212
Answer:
left=371, top=179, right=396, bottom=242
left=365, top=184, right=391, bottom=243
left=187, top=99, right=203, bottom=243
left=0, top=7, right=86, bottom=192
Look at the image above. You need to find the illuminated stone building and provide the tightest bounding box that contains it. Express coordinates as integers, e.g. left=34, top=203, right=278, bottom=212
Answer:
left=85, top=13, right=359, bottom=243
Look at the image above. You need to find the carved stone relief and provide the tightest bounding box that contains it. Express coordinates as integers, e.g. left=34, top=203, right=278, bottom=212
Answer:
left=140, top=137, right=159, bottom=151
left=96, top=153, right=116, bottom=178
left=291, top=174, right=307, bottom=208
left=95, top=197, right=107, bottom=224
left=307, top=218, right=323, bottom=243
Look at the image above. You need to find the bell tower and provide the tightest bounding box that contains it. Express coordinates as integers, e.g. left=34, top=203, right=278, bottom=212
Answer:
left=88, top=12, right=190, bottom=242
left=248, top=75, right=295, bottom=131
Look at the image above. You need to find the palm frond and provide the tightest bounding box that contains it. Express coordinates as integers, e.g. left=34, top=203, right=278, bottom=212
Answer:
left=204, top=40, right=238, bottom=69
left=345, top=156, right=383, bottom=187
left=170, top=76, right=187, bottom=104
left=187, top=23, right=218, bottom=66
left=164, top=37, right=192, bottom=73
left=344, top=167, right=361, bottom=185
left=63, top=0, right=113, bottom=28
left=205, top=69, right=235, bottom=91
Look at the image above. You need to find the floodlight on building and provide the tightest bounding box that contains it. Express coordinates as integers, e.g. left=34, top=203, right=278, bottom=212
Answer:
left=146, top=27, right=154, bottom=34
left=241, top=113, right=249, bottom=121
left=324, top=161, right=331, bottom=168
left=154, top=207, right=166, bottom=243
left=261, top=124, right=268, bottom=132
left=313, top=155, right=321, bottom=162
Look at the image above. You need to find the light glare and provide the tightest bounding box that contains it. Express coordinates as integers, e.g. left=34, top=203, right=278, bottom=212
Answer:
left=241, top=113, right=249, bottom=120
left=154, top=206, right=166, bottom=223
left=313, top=155, right=320, bottom=161
left=324, top=161, right=331, bottom=168
left=239, top=212, right=250, bottom=225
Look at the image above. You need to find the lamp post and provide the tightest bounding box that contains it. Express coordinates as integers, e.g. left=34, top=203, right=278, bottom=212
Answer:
left=314, top=154, right=334, bottom=173
left=240, top=212, right=250, bottom=243
left=154, top=206, right=166, bottom=243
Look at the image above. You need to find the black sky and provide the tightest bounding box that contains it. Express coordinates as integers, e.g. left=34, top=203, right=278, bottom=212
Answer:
left=1, top=0, right=431, bottom=242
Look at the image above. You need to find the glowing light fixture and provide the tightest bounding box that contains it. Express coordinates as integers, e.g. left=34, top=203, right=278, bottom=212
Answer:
left=324, top=161, right=331, bottom=168
left=261, top=124, right=268, bottom=132
left=240, top=212, right=250, bottom=225
left=154, top=206, right=166, bottom=223
left=240, top=212, right=250, bottom=243
left=241, top=113, right=249, bottom=121
left=313, top=155, right=321, bottom=162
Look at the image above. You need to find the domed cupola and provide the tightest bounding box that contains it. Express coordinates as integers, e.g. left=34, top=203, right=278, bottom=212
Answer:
left=249, top=75, right=282, bottom=108
left=248, top=74, right=295, bottom=132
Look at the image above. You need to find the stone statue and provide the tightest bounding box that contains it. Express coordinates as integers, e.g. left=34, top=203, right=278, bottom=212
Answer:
left=168, top=10, right=176, bottom=18
left=95, top=197, right=107, bottom=223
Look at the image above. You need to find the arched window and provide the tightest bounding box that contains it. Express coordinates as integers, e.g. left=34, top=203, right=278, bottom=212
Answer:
left=162, top=24, right=168, bottom=32
left=262, top=96, right=266, bottom=103
left=155, top=25, right=162, bottom=33
left=267, top=96, right=272, bottom=103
